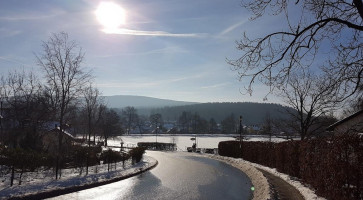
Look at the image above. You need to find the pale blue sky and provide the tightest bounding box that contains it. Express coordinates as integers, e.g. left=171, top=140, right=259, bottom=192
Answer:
left=0, top=0, right=285, bottom=103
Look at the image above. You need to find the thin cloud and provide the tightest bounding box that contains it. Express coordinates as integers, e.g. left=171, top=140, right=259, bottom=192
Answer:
left=98, top=74, right=204, bottom=89
left=0, top=28, right=21, bottom=37
left=96, top=46, right=189, bottom=58
left=200, top=82, right=230, bottom=89
left=0, top=56, right=31, bottom=67
left=219, top=19, right=248, bottom=36
left=102, top=28, right=207, bottom=38
left=0, top=11, right=65, bottom=21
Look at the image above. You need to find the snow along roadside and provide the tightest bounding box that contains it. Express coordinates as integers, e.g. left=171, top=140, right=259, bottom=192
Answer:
left=203, top=154, right=325, bottom=200
left=200, top=154, right=271, bottom=200
left=247, top=162, right=326, bottom=200
left=0, top=156, right=158, bottom=200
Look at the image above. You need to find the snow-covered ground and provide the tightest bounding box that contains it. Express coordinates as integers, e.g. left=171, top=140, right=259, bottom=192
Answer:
left=0, top=156, right=157, bottom=200
left=0, top=135, right=309, bottom=200
left=247, top=161, right=326, bottom=200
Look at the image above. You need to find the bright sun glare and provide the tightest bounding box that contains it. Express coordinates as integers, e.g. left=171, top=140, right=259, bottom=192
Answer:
left=95, top=2, right=126, bottom=30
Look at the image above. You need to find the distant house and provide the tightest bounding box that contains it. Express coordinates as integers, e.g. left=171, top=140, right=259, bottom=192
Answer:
left=42, top=126, right=75, bottom=154
left=327, top=110, right=363, bottom=134
left=163, top=122, right=175, bottom=131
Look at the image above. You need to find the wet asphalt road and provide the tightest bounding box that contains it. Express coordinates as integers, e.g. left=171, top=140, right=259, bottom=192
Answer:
left=50, top=151, right=252, bottom=200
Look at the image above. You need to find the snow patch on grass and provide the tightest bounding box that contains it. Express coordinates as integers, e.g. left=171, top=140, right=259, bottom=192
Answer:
left=0, top=156, right=157, bottom=200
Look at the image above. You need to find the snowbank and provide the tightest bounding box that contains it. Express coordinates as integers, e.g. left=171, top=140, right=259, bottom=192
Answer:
left=202, top=154, right=326, bottom=200
left=197, top=154, right=271, bottom=200
left=0, top=156, right=157, bottom=199
left=247, top=162, right=326, bottom=200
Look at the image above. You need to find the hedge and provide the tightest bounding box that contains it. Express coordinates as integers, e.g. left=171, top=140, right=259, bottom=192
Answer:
left=218, top=134, right=363, bottom=200
left=137, top=142, right=176, bottom=151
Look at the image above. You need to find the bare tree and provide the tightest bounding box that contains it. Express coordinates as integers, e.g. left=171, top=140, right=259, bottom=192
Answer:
left=82, top=84, right=102, bottom=146
left=121, top=106, right=138, bottom=135
left=191, top=113, right=208, bottom=134
left=82, top=84, right=102, bottom=175
left=178, top=111, right=191, bottom=134
left=221, top=113, right=237, bottom=134
left=280, top=71, right=338, bottom=140
left=341, top=87, right=363, bottom=117
left=36, top=32, right=91, bottom=179
left=135, top=115, right=147, bottom=134
left=0, top=70, right=49, bottom=148
left=0, top=70, right=51, bottom=186
left=228, top=0, right=362, bottom=103
left=209, top=118, right=218, bottom=133
left=150, top=113, right=163, bottom=131
left=262, top=112, right=273, bottom=142
left=99, top=107, right=122, bottom=146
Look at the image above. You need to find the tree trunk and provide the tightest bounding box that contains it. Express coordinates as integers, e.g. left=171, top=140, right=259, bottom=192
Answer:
left=18, top=166, right=24, bottom=185
left=10, top=165, right=15, bottom=186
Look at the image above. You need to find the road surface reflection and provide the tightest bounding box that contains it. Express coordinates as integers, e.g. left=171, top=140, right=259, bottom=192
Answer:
left=49, top=151, right=252, bottom=200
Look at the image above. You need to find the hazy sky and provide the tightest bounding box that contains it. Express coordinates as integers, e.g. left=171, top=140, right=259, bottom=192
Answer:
left=0, top=0, right=286, bottom=103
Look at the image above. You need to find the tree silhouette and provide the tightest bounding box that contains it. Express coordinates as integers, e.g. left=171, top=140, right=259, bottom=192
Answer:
left=229, top=0, right=362, bottom=103
left=36, top=32, right=91, bottom=179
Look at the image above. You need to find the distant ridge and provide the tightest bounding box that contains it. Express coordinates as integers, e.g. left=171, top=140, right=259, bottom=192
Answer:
left=102, top=95, right=199, bottom=108
left=102, top=95, right=295, bottom=124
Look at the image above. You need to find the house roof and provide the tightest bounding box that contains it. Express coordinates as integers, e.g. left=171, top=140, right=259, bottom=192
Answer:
left=49, top=127, right=74, bottom=139
left=327, top=109, right=363, bottom=131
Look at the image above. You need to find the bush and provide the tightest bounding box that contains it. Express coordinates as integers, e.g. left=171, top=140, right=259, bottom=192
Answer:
left=62, top=145, right=101, bottom=168
left=100, top=149, right=125, bottom=164
left=0, top=147, right=52, bottom=186
left=137, top=142, right=176, bottom=150
left=129, top=147, right=146, bottom=163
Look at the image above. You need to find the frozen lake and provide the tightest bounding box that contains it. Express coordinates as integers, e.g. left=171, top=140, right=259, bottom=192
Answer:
left=106, top=134, right=288, bottom=151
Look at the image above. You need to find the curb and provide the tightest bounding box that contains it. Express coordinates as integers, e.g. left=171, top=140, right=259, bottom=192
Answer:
left=8, top=158, right=158, bottom=200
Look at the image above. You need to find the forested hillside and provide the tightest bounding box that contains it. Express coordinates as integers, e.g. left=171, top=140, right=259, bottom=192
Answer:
left=147, top=102, right=293, bottom=124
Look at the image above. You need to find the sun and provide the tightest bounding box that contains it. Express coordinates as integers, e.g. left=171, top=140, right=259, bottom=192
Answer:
left=95, top=2, right=126, bottom=30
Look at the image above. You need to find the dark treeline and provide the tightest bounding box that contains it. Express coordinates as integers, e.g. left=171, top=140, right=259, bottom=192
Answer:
left=146, top=102, right=294, bottom=124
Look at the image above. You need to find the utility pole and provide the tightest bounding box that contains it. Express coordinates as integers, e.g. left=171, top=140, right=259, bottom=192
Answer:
left=155, top=126, right=159, bottom=150
left=0, top=101, right=3, bottom=143
left=239, top=115, right=243, bottom=157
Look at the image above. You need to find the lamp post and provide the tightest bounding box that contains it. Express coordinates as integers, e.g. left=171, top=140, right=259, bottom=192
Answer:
left=120, top=139, right=124, bottom=152
left=239, top=115, right=243, bottom=156
left=155, top=126, right=159, bottom=150
left=0, top=101, right=2, bottom=143
left=194, top=134, right=197, bottom=148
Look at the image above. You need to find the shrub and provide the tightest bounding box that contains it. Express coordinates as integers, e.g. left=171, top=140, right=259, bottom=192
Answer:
left=100, top=149, right=124, bottom=164
left=129, top=147, right=146, bottom=163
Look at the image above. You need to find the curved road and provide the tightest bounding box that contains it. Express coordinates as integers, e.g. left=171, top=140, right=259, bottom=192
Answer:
left=50, top=151, right=252, bottom=200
